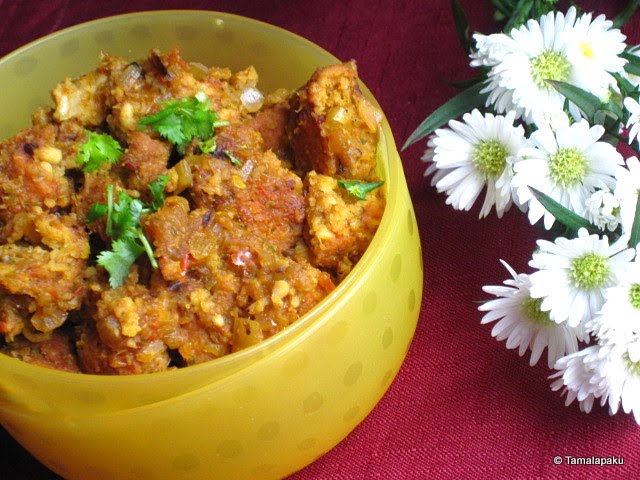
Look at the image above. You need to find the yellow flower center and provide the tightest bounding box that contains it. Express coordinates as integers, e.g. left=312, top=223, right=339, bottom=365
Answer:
left=548, top=147, right=588, bottom=188
left=569, top=253, right=610, bottom=291
left=629, top=283, right=640, bottom=309
left=624, top=352, right=640, bottom=376
left=473, top=140, right=508, bottom=179
left=580, top=41, right=595, bottom=59
left=521, top=296, right=554, bottom=327
left=530, top=50, right=572, bottom=88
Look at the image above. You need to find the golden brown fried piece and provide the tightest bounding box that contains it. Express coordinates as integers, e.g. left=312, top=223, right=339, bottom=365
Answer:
left=304, top=171, right=384, bottom=278
left=0, top=123, right=77, bottom=222
left=0, top=213, right=89, bottom=339
left=1, top=330, right=81, bottom=373
left=76, top=280, right=182, bottom=375
left=245, top=101, right=292, bottom=161
left=120, top=131, right=171, bottom=192
left=288, top=61, right=382, bottom=179
left=190, top=143, right=305, bottom=254
left=144, top=198, right=334, bottom=361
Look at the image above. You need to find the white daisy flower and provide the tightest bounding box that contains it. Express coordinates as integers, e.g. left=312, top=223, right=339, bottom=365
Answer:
left=615, top=156, right=640, bottom=244
left=479, top=261, right=588, bottom=367
left=552, top=343, right=640, bottom=423
left=550, top=345, right=608, bottom=414
left=587, top=264, right=640, bottom=345
left=424, top=109, right=525, bottom=218
left=562, top=11, right=627, bottom=100
left=605, top=345, right=640, bottom=423
left=585, top=189, right=621, bottom=232
left=473, top=7, right=626, bottom=126
left=470, top=32, right=514, bottom=67
left=512, top=118, right=622, bottom=230
left=624, top=97, right=640, bottom=145
left=528, top=228, right=635, bottom=327
left=421, top=134, right=452, bottom=188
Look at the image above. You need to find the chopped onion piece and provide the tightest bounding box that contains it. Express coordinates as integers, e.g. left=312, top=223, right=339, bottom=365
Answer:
left=240, top=87, right=264, bottom=113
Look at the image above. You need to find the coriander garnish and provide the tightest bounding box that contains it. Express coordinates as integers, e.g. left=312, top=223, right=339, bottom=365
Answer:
left=337, top=179, right=384, bottom=200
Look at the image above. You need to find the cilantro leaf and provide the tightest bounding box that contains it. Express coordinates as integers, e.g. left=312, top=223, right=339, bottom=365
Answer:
left=139, top=92, right=228, bottom=152
left=223, top=149, right=242, bottom=167
left=87, top=183, right=163, bottom=288
left=97, top=237, right=144, bottom=288
left=148, top=175, right=169, bottom=211
left=77, top=131, right=123, bottom=172
left=199, top=136, right=218, bottom=153
left=110, top=192, right=146, bottom=240
left=86, top=203, right=108, bottom=223
left=337, top=180, right=384, bottom=200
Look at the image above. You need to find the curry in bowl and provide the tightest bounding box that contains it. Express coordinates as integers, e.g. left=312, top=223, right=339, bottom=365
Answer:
left=0, top=48, right=385, bottom=375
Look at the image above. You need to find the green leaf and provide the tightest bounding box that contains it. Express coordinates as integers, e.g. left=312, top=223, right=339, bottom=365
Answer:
left=86, top=203, right=107, bottom=223
left=529, top=187, right=599, bottom=234
left=628, top=194, right=640, bottom=249
left=97, top=238, right=144, bottom=289
left=600, top=100, right=625, bottom=122
left=91, top=182, right=163, bottom=288
left=613, top=0, right=640, bottom=29
left=451, top=0, right=471, bottom=52
left=77, top=131, right=122, bottom=173
left=110, top=192, right=144, bottom=240
left=445, top=74, right=486, bottom=89
left=223, top=149, right=242, bottom=167
left=503, top=0, right=533, bottom=32
left=402, top=81, right=488, bottom=150
left=337, top=180, right=384, bottom=200
left=139, top=92, right=226, bottom=152
left=490, top=0, right=515, bottom=16
left=612, top=71, right=638, bottom=98
left=546, top=80, right=601, bottom=120
left=621, top=50, right=640, bottom=77
left=148, top=175, right=169, bottom=211
left=531, top=0, right=560, bottom=18
left=199, top=136, right=218, bottom=153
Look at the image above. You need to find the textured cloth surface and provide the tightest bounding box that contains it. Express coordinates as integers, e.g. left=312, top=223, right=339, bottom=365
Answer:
left=1, top=0, right=639, bottom=478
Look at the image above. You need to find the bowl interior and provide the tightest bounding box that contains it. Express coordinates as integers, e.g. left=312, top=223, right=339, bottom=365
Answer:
left=0, top=10, right=402, bottom=412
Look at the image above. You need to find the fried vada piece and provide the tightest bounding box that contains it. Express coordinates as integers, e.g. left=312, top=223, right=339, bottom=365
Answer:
left=304, top=171, right=384, bottom=278
left=245, top=100, right=292, bottom=162
left=288, top=61, right=383, bottom=179
left=231, top=249, right=336, bottom=343
left=142, top=196, right=212, bottom=283
left=143, top=199, right=334, bottom=360
left=0, top=123, right=76, bottom=223
left=120, top=131, right=171, bottom=192
left=0, top=212, right=89, bottom=338
left=102, top=48, right=262, bottom=139
left=0, top=330, right=81, bottom=373
left=76, top=279, right=182, bottom=375
left=51, top=65, right=111, bottom=127
left=190, top=144, right=306, bottom=254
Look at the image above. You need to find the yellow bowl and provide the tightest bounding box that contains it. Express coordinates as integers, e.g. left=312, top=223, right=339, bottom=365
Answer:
left=0, top=11, right=423, bottom=480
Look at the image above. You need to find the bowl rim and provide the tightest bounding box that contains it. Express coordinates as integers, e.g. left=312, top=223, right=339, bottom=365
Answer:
left=0, top=9, right=402, bottom=385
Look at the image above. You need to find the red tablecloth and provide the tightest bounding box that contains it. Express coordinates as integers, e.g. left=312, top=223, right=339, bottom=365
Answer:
left=1, top=0, right=639, bottom=478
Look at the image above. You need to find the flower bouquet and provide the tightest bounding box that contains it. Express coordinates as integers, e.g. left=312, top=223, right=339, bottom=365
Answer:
left=404, top=0, right=640, bottom=423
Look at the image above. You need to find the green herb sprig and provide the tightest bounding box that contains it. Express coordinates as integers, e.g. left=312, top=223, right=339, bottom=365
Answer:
left=77, top=131, right=123, bottom=172
left=338, top=180, right=384, bottom=200
left=87, top=175, right=169, bottom=288
left=139, top=92, right=229, bottom=152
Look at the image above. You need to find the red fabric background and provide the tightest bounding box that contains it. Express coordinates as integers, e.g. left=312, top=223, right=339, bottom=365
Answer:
left=1, top=0, right=639, bottom=478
